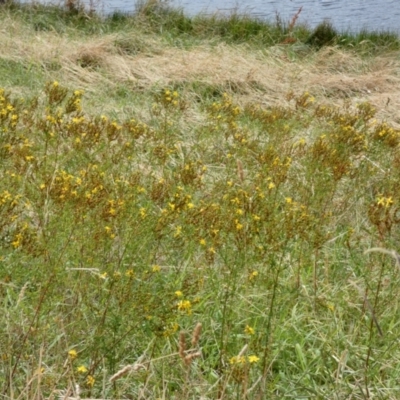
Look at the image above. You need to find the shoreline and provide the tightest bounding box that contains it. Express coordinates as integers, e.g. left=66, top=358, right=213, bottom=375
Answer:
left=5, top=0, right=400, bottom=39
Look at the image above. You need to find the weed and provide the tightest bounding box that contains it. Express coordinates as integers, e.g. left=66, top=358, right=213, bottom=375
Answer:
left=1, top=2, right=400, bottom=399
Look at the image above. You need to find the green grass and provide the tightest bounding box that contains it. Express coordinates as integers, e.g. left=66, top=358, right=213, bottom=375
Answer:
left=1, top=1, right=400, bottom=399
left=0, top=58, right=44, bottom=87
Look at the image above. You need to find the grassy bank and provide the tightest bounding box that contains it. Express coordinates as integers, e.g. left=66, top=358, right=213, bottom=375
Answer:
left=2, top=1, right=400, bottom=399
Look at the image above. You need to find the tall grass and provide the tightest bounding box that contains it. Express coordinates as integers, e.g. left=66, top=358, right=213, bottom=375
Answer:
left=1, top=1, right=400, bottom=399
left=1, top=79, right=400, bottom=399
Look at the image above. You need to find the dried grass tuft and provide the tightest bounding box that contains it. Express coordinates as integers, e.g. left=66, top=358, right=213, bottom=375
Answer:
left=109, top=357, right=146, bottom=382
left=191, top=322, right=202, bottom=347
left=178, top=331, right=186, bottom=363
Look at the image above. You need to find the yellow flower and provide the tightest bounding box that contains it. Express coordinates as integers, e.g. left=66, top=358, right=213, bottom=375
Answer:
left=12, top=233, right=23, bottom=248
left=377, top=196, right=393, bottom=208
left=77, top=365, right=88, bottom=373
left=139, top=207, right=147, bottom=218
left=244, top=325, right=255, bottom=335
left=174, top=226, right=182, bottom=237
left=385, top=197, right=393, bottom=208
left=248, top=355, right=260, bottom=363
left=152, top=265, right=161, bottom=273
left=377, top=197, right=385, bottom=206
left=199, top=239, right=206, bottom=246
left=177, top=300, right=192, bottom=314
left=68, top=349, right=77, bottom=360
left=86, top=375, right=95, bottom=387
left=327, top=302, right=335, bottom=311
left=235, top=221, right=243, bottom=231
left=249, top=271, right=259, bottom=281
left=125, top=269, right=134, bottom=277
left=230, top=356, right=246, bottom=365
left=175, top=290, right=183, bottom=298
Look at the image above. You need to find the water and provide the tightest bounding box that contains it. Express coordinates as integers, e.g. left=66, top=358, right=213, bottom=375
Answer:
left=44, top=0, right=400, bottom=34
left=161, top=0, right=400, bottom=33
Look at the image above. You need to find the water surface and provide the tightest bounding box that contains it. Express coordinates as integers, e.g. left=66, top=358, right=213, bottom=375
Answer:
left=27, top=0, right=400, bottom=33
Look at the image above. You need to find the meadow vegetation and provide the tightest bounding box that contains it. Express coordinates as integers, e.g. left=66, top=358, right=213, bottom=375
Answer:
left=2, top=1, right=400, bottom=399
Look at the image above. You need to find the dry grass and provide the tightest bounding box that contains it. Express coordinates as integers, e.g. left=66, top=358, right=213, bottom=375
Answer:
left=1, top=12, right=400, bottom=121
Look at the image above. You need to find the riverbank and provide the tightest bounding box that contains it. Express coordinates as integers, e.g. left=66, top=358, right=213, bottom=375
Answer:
left=2, top=2, right=400, bottom=399
left=1, top=1, right=400, bottom=121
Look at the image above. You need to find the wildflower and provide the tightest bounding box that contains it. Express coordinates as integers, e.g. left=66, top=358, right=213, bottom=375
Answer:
left=385, top=197, right=393, bottom=208
left=163, top=322, right=179, bottom=337
left=244, top=325, right=255, bottom=335
left=177, top=300, right=192, bottom=314
left=249, top=271, right=258, bottom=281
left=296, top=138, right=306, bottom=146
left=376, top=197, right=385, bottom=206
left=199, top=239, right=206, bottom=246
left=377, top=196, right=393, bottom=208
left=248, top=355, right=260, bottom=363
left=152, top=265, right=161, bottom=273
left=139, top=207, right=147, bottom=218
left=235, top=220, right=243, bottom=231
left=175, top=290, right=183, bottom=298
left=12, top=233, right=23, bottom=248
left=68, top=349, right=77, bottom=360
left=77, top=365, right=88, bottom=373
left=174, top=226, right=182, bottom=237
left=230, top=356, right=246, bottom=365
left=125, top=269, right=134, bottom=277
left=86, top=375, right=95, bottom=387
